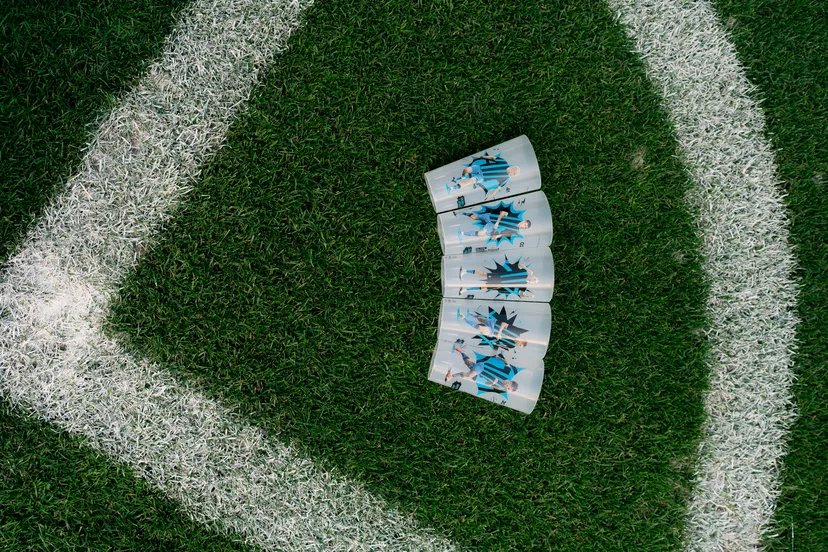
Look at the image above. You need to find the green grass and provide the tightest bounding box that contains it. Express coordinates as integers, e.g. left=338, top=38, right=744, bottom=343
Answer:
left=711, top=1, right=828, bottom=549
left=0, top=1, right=256, bottom=549
left=0, top=404, right=253, bottom=551
left=1, top=0, right=823, bottom=548
left=0, top=0, right=188, bottom=262
left=107, top=0, right=710, bottom=549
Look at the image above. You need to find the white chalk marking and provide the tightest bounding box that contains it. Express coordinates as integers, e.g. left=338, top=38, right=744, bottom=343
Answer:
left=604, top=0, right=800, bottom=549
left=0, top=0, right=454, bottom=549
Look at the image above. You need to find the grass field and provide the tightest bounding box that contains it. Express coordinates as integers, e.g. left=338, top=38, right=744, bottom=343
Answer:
left=711, top=1, right=828, bottom=549
left=0, top=402, right=253, bottom=551
left=107, top=0, right=714, bottom=549
left=0, top=2, right=252, bottom=548
left=0, top=0, right=187, bottom=263
left=0, top=0, right=824, bottom=550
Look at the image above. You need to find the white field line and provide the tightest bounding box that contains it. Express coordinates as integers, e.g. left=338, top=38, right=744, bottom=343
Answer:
left=604, top=0, right=800, bottom=550
left=0, top=0, right=454, bottom=550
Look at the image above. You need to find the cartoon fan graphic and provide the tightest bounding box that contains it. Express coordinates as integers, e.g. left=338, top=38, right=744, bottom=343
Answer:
left=458, top=201, right=530, bottom=247
left=424, top=134, right=540, bottom=213
left=427, top=137, right=553, bottom=414
left=457, top=305, right=530, bottom=352
left=459, top=255, right=538, bottom=299
left=447, top=152, right=519, bottom=202
left=445, top=350, right=523, bottom=400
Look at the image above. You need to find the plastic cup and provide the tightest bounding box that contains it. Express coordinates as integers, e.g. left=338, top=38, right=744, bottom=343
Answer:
left=428, top=339, right=544, bottom=414
left=437, top=190, right=552, bottom=256
left=425, top=135, right=541, bottom=213
left=437, top=298, right=551, bottom=363
left=442, top=246, right=554, bottom=302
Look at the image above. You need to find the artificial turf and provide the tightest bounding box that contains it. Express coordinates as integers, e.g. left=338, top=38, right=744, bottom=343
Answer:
left=0, top=404, right=254, bottom=552
left=0, top=0, right=188, bottom=263
left=2, top=0, right=824, bottom=549
left=711, top=1, right=828, bottom=549
left=0, top=0, right=252, bottom=549
left=106, top=0, right=711, bottom=549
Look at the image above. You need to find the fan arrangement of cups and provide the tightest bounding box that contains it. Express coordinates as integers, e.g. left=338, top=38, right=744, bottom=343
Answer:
left=424, top=136, right=554, bottom=414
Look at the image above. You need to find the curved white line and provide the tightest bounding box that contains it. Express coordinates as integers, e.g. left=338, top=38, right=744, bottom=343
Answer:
left=604, top=1, right=800, bottom=550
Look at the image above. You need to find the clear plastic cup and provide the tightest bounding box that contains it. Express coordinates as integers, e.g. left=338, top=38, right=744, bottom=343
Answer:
left=437, top=298, right=551, bottom=363
left=442, top=246, right=554, bottom=302
left=427, top=339, right=544, bottom=414
left=437, top=190, right=552, bottom=256
left=425, top=135, right=541, bottom=213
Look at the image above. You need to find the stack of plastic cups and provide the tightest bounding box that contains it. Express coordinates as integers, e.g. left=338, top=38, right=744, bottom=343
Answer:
left=425, top=136, right=554, bottom=414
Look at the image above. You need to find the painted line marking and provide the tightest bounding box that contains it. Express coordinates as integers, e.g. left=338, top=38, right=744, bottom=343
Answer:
left=0, top=0, right=454, bottom=549
left=604, top=0, right=800, bottom=549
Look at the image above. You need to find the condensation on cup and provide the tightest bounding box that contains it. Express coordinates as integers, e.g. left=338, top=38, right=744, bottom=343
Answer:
left=424, top=135, right=542, bottom=214
left=442, top=246, right=554, bottom=302
left=437, top=190, right=552, bottom=256
left=437, top=298, right=551, bottom=364
left=428, top=339, right=544, bottom=414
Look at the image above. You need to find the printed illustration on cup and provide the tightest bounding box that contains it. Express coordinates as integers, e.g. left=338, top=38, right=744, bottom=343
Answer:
left=446, top=150, right=520, bottom=206
left=459, top=255, right=537, bottom=299
left=456, top=201, right=531, bottom=248
left=455, top=305, right=530, bottom=353
left=444, top=346, right=523, bottom=400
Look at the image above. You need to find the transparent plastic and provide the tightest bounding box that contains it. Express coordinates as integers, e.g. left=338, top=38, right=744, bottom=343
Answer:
left=437, top=190, right=552, bottom=255
left=436, top=298, right=551, bottom=363
left=442, top=246, right=554, bottom=302
left=425, top=135, right=541, bottom=213
left=428, top=340, right=544, bottom=414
